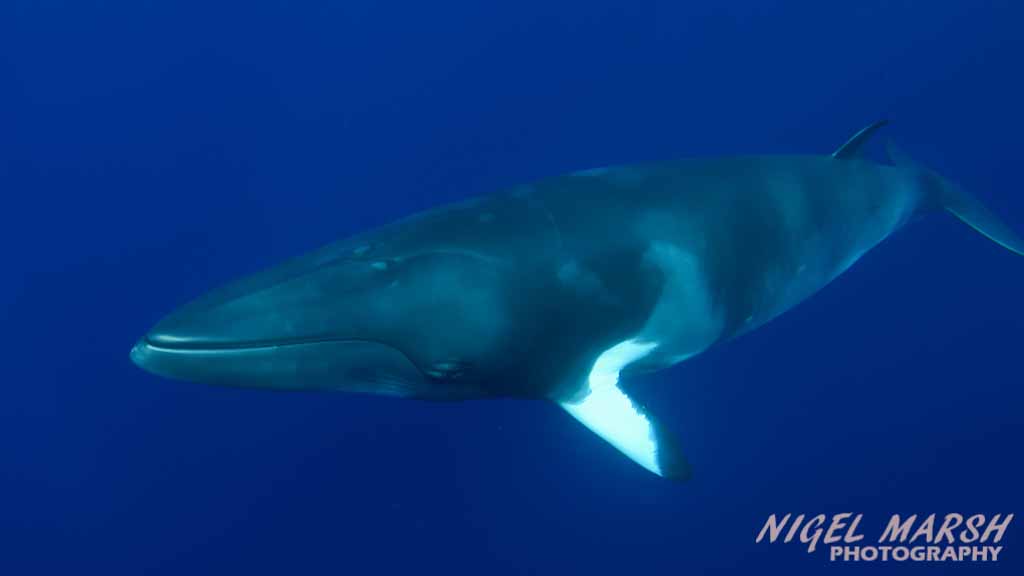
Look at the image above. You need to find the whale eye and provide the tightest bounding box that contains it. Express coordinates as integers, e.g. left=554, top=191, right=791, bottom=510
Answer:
left=369, top=260, right=389, bottom=271
left=351, top=244, right=372, bottom=257
left=425, top=360, right=470, bottom=380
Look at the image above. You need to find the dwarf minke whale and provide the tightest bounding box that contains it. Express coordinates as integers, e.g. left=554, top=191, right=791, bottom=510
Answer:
left=131, top=121, right=1023, bottom=479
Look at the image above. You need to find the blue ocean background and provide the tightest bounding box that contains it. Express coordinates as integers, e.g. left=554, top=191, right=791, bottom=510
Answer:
left=3, top=1, right=1022, bottom=574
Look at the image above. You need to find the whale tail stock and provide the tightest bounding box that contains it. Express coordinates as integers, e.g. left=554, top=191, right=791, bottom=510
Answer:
left=884, top=139, right=1024, bottom=257
left=934, top=176, right=1024, bottom=257
left=838, top=121, right=1022, bottom=256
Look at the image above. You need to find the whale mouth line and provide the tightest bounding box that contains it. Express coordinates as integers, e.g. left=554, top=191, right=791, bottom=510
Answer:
left=140, top=336, right=400, bottom=354
left=130, top=335, right=435, bottom=396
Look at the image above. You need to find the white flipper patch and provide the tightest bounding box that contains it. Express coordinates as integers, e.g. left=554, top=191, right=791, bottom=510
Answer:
left=560, top=339, right=690, bottom=479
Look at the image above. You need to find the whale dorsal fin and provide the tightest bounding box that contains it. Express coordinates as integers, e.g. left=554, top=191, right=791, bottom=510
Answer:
left=558, top=339, right=691, bottom=480
left=833, top=119, right=889, bottom=159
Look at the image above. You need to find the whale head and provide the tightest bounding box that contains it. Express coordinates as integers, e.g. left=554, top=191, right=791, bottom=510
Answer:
left=130, top=207, right=533, bottom=399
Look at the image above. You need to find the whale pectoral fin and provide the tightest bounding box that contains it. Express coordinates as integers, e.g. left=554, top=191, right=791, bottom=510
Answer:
left=557, top=339, right=691, bottom=480
left=559, top=390, right=691, bottom=480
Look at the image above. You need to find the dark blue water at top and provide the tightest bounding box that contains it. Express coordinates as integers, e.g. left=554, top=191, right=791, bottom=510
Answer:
left=2, top=1, right=1021, bottom=574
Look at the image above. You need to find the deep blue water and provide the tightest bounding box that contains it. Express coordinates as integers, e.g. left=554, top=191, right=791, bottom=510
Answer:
left=3, top=1, right=1022, bottom=574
